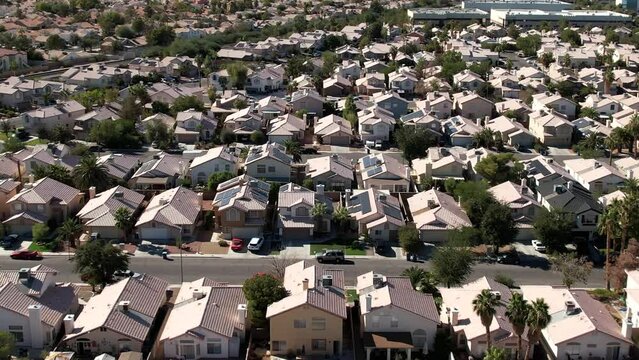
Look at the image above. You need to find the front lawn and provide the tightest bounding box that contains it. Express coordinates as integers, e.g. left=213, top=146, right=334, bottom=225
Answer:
left=24, top=138, right=49, bottom=146
left=28, top=241, right=58, bottom=252
left=346, top=289, right=358, bottom=302
left=309, top=242, right=367, bottom=256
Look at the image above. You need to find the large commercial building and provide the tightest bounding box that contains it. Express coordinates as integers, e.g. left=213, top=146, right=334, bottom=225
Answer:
left=616, top=0, right=639, bottom=11
left=407, top=8, right=489, bottom=24
left=490, top=9, right=632, bottom=28
left=462, top=0, right=571, bottom=12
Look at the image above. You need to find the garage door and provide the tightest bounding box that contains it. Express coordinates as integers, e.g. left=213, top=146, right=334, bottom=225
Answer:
left=330, top=136, right=350, bottom=146
left=140, top=227, right=169, bottom=241
left=231, top=227, right=260, bottom=239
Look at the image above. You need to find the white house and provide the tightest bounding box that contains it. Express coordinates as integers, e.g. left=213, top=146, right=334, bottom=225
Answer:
left=244, top=142, right=292, bottom=182
left=189, top=146, right=239, bottom=186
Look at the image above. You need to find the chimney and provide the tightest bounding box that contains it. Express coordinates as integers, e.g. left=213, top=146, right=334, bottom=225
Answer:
left=520, top=178, right=527, bottom=190
left=192, top=289, right=205, bottom=300
left=566, top=181, right=574, bottom=190
left=622, top=315, right=633, bottom=339
left=404, top=165, right=410, bottom=181
left=302, top=278, right=309, bottom=291
left=88, top=186, right=96, bottom=199
left=565, top=300, right=576, bottom=315
left=237, top=303, right=247, bottom=327
left=344, top=189, right=352, bottom=207
left=28, top=174, right=34, bottom=184
left=627, top=169, right=634, bottom=179
left=606, top=119, right=611, bottom=128
left=451, top=307, right=459, bottom=326
left=485, top=115, right=490, bottom=124
left=365, top=294, right=372, bottom=313
left=316, top=184, right=325, bottom=195
left=197, top=192, right=203, bottom=207
left=594, top=161, right=601, bottom=169
left=28, top=305, right=43, bottom=349
left=372, top=273, right=384, bottom=288
left=63, top=314, right=75, bottom=335
left=117, top=301, right=131, bottom=312
left=476, top=118, right=482, bottom=127
left=425, top=162, right=433, bottom=178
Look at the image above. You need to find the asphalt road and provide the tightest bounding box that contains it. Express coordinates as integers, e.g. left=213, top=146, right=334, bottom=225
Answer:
left=0, top=256, right=606, bottom=288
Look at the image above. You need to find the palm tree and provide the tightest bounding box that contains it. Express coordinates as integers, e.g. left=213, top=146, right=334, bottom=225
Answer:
left=332, top=206, right=351, bottom=232
left=627, top=114, right=639, bottom=158
left=401, top=266, right=428, bottom=290
left=484, top=347, right=506, bottom=360
left=472, top=289, right=500, bottom=350
left=311, top=202, right=328, bottom=232
left=524, top=299, right=551, bottom=360
left=72, top=154, right=110, bottom=192
left=604, top=67, right=615, bottom=95
left=605, top=134, right=620, bottom=166
left=0, top=121, right=11, bottom=137
left=506, top=292, right=529, bottom=360
left=57, top=218, right=82, bottom=249
left=473, top=128, right=496, bottom=148
left=283, top=139, right=302, bottom=163
left=598, top=200, right=620, bottom=289
left=114, top=207, right=134, bottom=242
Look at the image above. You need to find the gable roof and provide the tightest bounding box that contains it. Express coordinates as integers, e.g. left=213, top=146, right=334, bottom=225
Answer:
left=407, top=190, right=471, bottom=230
left=8, top=177, right=80, bottom=205
left=77, top=186, right=145, bottom=227
left=135, top=187, right=201, bottom=228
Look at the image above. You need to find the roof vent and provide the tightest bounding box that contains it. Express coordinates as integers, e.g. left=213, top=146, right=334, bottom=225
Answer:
left=192, top=289, right=205, bottom=300
left=565, top=300, right=577, bottom=315
left=18, top=268, right=31, bottom=282
left=373, top=273, right=384, bottom=289
left=321, top=275, right=333, bottom=288
left=117, top=301, right=131, bottom=312
left=114, top=191, right=124, bottom=198
left=490, top=291, right=501, bottom=301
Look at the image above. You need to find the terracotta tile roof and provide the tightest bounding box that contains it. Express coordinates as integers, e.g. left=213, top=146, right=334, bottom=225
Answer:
left=78, top=186, right=144, bottom=227
left=8, top=177, right=80, bottom=205
left=135, top=187, right=201, bottom=229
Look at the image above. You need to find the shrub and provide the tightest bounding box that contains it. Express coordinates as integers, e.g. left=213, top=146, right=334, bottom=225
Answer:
left=494, top=273, right=516, bottom=288
left=218, top=239, right=229, bottom=247
left=589, top=288, right=618, bottom=302
left=32, top=224, right=50, bottom=244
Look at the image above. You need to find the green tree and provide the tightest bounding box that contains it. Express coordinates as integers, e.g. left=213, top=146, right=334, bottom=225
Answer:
left=146, top=25, right=176, bottom=46
left=449, top=226, right=483, bottom=246
left=226, top=62, right=249, bottom=89
left=114, top=207, right=134, bottom=242
left=285, top=55, right=308, bottom=79
left=516, top=35, right=541, bottom=57
left=250, top=131, right=266, bottom=145
left=468, top=60, right=492, bottom=80
left=33, top=164, right=74, bottom=186
left=146, top=121, right=174, bottom=150
left=560, top=28, right=582, bottom=47
left=0, top=331, right=15, bottom=359
left=473, top=128, right=497, bottom=148
left=598, top=200, right=620, bottom=289
left=45, top=34, right=66, bottom=50
left=115, top=25, right=136, bottom=39
left=3, top=136, right=24, bottom=153
left=437, top=51, right=466, bottom=83
left=332, top=206, right=351, bottom=232
left=73, top=239, right=129, bottom=290
left=98, top=11, right=125, bottom=36
left=119, top=95, right=143, bottom=121
left=432, top=241, right=474, bottom=288
left=472, top=289, right=500, bottom=349
left=524, top=299, right=551, bottom=360
left=401, top=266, right=439, bottom=295
left=282, top=139, right=302, bottom=162
left=484, top=347, right=506, bottom=360
left=399, top=224, right=421, bottom=255
left=506, top=292, right=529, bottom=360
left=90, top=119, right=141, bottom=149
left=538, top=52, right=555, bottom=68
left=394, top=126, right=435, bottom=163
left=206, top=171, right=235, bottom=190
left=242, top=273, right=288, bottom=327
left=311, top=202, right=328, bottom=231
left=51, top=124, right=74, bottom=144
left=474, top=153, right=523, bottom=185
left=533, top=209, right=573, bottom=252
left=550, top=253, right=593, bottom=289
left=579, top=106, right=599, bottom=120
left=57, top=218, right=81, bottom=249
left=172, top=96, right=205, bottom=114
left=220, top=128, right=236, bottom=145
left=481, top=203, right=518, bottom=252
left=72, top=154, right=110, bottom=192
left=0, top=121, right=10, bottom=136
left=32, top=223, right=50, bottom=244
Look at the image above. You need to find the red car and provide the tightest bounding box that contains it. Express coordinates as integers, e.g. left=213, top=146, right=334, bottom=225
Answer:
left=230, top=238, right=244, bottom=252
left=10, top=250, right=42, bottom=260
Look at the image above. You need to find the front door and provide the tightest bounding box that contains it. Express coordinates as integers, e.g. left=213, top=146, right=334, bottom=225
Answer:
left=180, top=342, right=196, bottom=359
left=333, top=340, right=340, bottom=355
left=77, top=340, right=90, bottom=355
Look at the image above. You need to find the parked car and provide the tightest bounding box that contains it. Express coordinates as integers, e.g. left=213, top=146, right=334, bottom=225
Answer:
left=113, top=270, right=139, bottom=279
left=532, top=240, right=546, bottom=253
left=230, top=238, right=244, bottom=252
left=1, top=234, right=20, bottom=249
left=478, top=253, right=498, bottom=263
left=247, top=237, right=264, bottom=252
left=10, top=250, right=42, bottom=260
left=497, top=251, right=521, bottom=265
left=316, top=249, right=345, bottom=263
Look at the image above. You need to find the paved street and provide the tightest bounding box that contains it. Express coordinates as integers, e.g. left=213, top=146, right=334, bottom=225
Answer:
left=0, top=256, right=606, bottom=288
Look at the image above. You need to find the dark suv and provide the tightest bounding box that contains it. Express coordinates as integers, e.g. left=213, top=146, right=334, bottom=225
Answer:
left=315, top=249, right=345, bottom=263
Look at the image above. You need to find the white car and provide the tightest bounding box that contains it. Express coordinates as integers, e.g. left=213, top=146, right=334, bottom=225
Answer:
left=531, top=240, right=546, bottom=253
left=247, top=237, right=264, bottom=251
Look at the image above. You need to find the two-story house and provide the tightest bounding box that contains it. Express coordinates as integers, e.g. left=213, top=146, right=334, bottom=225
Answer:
left=371, top=91, right=409, bottom=119
left=412, top=147, right=466, bottom=181
left=134, top=187, right=202, bottom=242
left=174, top=109, right=217, bottom=144
left=485, top=116, right=536, bottom=149
left=266, top=261, right=347, bottom=357
left=20, top=100, right=86, bottom=133
left=189, top=146, right=238, bottom=186
left=3, top=177, right=83, bottom=235
left=77, top=186, right=145, bottom=240
left=277, top=183, right=332, bottom=241
left=129, top=153, right=187, bottom=193
left=453, top=92, right=494, bottom=120
left=563, top=158, right=626, bottom=194
left=314, top=114, right=353, bottom=146
left=404, top=189, right=472, bottom=242
left=267, top=114, right=306, bottom=145
left=223, top=106, right=264, bottom=139
left=453, top=70, right=485, bottom=91
left=358, top=106, right=396, bottom=143
left=359, top=153, right=410, bottom=193
left=528, top=109, right=574, bottom=148
left=346, top=188, right=404, bottom=243
left=244, top=142, right=292, bottom=182
left=489, top=180, right=543, bottom=241
left=290, top=89, right=325, bottom=117
left=212, top=175, right=270, bottom=239
left=356, top=272, right=439, bottom=360
left=305, top=154, right=354, bottom=191
left=532, top=92, right=577, bottom=120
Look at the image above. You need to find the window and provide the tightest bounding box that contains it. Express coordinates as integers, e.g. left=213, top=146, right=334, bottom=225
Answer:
left=13, top=203, right=22, bottom=211
left=257, top=165, right=266, bottom=174
left=312, top=317, right=326, bottom=330
left=390, top=317, right=399, bottom=328
left=225, top=208, right=240, bottom=221
left=566, top=343, right=581, bottom=355
left=207, top=339, right=222, bottom=354
left=374, top=230, right=382, bottom=235
left=37, top=204, right=44, bottom=212
left=295, top=207, right=309, bottom=217
left=268, top=166, right=276, bottom=173
left=225, top=164, right=230, bottom=171
left=272, top=341, right=286, bottom=352
left=214, top=164, right=219, bottom=171
left=8, top=326, right=23, bottom=343
left=611, top=105, right=616, bottom=111
left=311, top=339, right=326, bottom=351
left=196, top=172, right=206, bottom=185
left=372, top=316, right=380, bottom=329
left=293, top=319, right=306, bottom=328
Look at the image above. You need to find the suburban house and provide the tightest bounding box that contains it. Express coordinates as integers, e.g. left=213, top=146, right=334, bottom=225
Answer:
left=563, top=158, right=626, bottom=194
left=14, top=145, right=76, bottom=174
left=97, top=154, right=140, bottom=183
left=73, top=104, right=121, bottom=140
left=245, top=66, right=284, bottom=93
left=356, top=73, right=386, bottom=95
left=277, top=183, right=332, bottom=241
left=223, top=106, right=263, bottom=138
left=485, top=116, right=536, bottom=149
left=356, top=272, right=439, bottom=359
left=266, top=261, right=347, bottom=357
left=404, top=190, right=471, bottom=242
left=0, top=179, right=20, bottom=220
left=400, top=111, right=442, bottom=138
left=488, top=180, right=542, bottom=240
left=439, top=277, right=529, bottom=358
left=129, top=154, right=187, bottom=193
left=388, top=67, right=418, bottom=96
left=359, top=153, right=410, bottom=193
left=314, top=114, right=353, bottom=146
left=346, top=188, right=404, bottom=243
left=305, top=154, right=354, bottom=191
left=0, top=266, right=78, bottom=352
left=0, top=48, right=27, bottom=73
left=371, top=91, right=409, bottom=119
left=174, top=110, right=217, bottom=144
left=244, top=142, right=292, bottom=183
left=267, top=114, right=306, bottom=144
left=158, top=278, right=247, bottom=359
left=77, top=186, right=145, bottom=240
left=189, top=147, right=238, bottom=186
left=453, top=92, right=494, bottom=120
left=453, top=70, right=485, bottom=91
left=3, top=177, right=83, bottom=235
left=63, top=275, right=168, bottom=356
left=532, top=92, right=577, bottom=120
left=521, top=285, right=632, bottom=360
left=358, top=106, right=396, bottom=143
left=412, top=147, right=466, bottom=181
left=20, top=100, right=86, bottom=133
left=442, top=116, right=483, bottom=148
left=212, top=175, right=270, bottom=239
left=528, top=109, right=574, bottom=148
left=134, top=187, right=201, bottom=242
left=290, top=89, right=325, bottom=117
left=323, top=75, right=353, bottom=97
